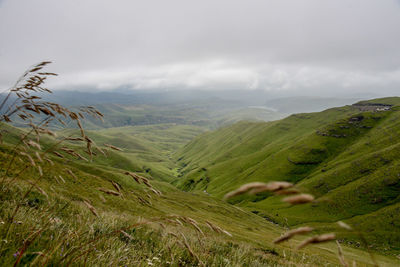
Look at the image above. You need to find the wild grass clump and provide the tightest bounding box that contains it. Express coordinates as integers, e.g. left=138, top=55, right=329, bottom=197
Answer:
left=0, top=179, right=289, bottom=266
left=0, top=63, right=182, bottom=265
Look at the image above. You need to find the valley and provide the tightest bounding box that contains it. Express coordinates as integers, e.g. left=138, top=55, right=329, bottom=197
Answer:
left=1, top=93, right=400, bottom=266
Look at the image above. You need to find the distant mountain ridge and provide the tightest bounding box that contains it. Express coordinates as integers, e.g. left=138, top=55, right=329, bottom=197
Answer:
left=35, top=90, right=287, bottom=129
left=264, top=96, right=361, bottom=113
left=35, top=90, right=364, bottom=130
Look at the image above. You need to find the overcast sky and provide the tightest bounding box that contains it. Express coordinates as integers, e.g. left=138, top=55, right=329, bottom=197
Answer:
left=0, top=0, right=400, bottom=96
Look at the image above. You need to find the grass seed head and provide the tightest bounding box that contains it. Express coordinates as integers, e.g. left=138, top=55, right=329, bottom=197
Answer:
left=297, top=233, right=336, bottom=249
left=53, top=151, right=64, bottom=158
left=110, top=180, right=122, bottom=193
left=104, top=143, right=123, bottom=151
left=98, top=188, right=121, bottom=196
left=336, top=240, right=348, bottom=267
left=83, top=200, right=98, bottom=217
left=224, top=181, right=293, bottom=199
left=283, top=194, right=314, bottom=205
left=274, top=226, right=314, bottom=244
left=338, top=221, right=353, bottom=231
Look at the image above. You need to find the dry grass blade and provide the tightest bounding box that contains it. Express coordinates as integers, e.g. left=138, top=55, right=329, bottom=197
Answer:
left=27, top=140, right=41, bottom=150
left=124, top=171, right=141, bottom=183
left=95, top=146, right=106, bottom=156
left=224, top=182, right=266, bottom=199
left=297, top=233, right=336, bottom=249
left=187, top=218, right=204, bottom=236
left=104, top=143, right=123, bottom=151
left=180, top=233, right=202, bottom=264
left=37, top=166, right=43, bottom=176
left=53, top=175, right=61, bottom=184
left=221, top=229, right=233, bottom=237
left=53, top=151, right=64, bottom=158
left=336, top=240, right=348, bottom=267
left=179, top=217, right=204, bottom=236
left=224, top=181, right=293, bottom=200
left=167, top=232, right=179, bottom=239
left=205, top=221, right=219, bottom=233
left=65, top=137, right=84, bottom=141
left=27, top=180, right=48, bottom=199
left=44, top=157, right=54, bottom=166
left=42, top=129, right=56, bottom=137
left=35, top=152, right=43, bottom=162
left=75, top=152, right=88, bottom=162
left=3, top=115, right=11, bottom=122
left=60, top=147, right=75, bottom=155
left=205, top=220, right=232, bottom=237
left=110, top=180, right=121, bottom=193
left=283, top=194, right=314, bottom=205
left=274, top=226, right=314, bottom=244
left=65, top=169, right=77, bottom=180
left=337, top=221, right=353, bottom=231
left=83, top=200, right=98, bottom=217
left=158, top=222, right=166, bottom=230
left=20, top=152, right=36, bottom=167
left=57, top=175, right=66, bottom=183
left=98, top=188, right=121, bottom=196
left=149, top=187, right=162, bottom=196
left=143, top=180, right=152, bottom=189
left=85, top=136, right=93, bottom=159
left=124, top=171, right=152, bottom=186
left=120, top=230, right=133, bottom=240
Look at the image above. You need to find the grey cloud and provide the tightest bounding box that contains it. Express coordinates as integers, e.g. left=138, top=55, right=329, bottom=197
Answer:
left=0, top=0, right=399, bottom=95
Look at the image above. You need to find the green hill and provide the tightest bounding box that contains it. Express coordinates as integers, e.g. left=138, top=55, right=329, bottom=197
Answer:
left=60, top=123, right=206, bottom=182
left=2, top=120, right=398, bottom=266
left=175, top=97, right=400, bottom=251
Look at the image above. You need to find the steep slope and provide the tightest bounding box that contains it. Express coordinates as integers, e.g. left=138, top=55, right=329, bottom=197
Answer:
left=175, top=97, right=400, bottom=250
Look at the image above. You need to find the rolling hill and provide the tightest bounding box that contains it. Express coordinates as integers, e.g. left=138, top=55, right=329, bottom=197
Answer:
left=60, top=123, right=206, bottom=182
left=175, top=97, right=400, bottom=252
left=3, top=123, right=397, bottom=266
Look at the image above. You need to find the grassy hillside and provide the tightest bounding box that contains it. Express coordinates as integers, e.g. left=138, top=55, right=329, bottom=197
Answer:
left=175, top=97, right=400, bottom=253
left=59, top=123, right=206, bottom=183
left=2, top=122, right=398, bottom=266
left=4, top=124, right=399, bottom=266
